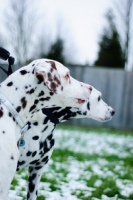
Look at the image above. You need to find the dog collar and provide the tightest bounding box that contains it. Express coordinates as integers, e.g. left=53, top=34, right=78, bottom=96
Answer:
left=0, top=93, right=30, bottom=146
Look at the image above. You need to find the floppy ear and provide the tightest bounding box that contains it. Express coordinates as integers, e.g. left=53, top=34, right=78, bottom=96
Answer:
left=35, top=60, right=63, bottom=94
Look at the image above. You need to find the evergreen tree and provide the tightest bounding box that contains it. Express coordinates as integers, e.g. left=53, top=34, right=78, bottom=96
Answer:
left=46, top=38, right=66, bottom=64
left=94, top=10, right=125, bottom=68
left=39, top=38, right=66, bottom=65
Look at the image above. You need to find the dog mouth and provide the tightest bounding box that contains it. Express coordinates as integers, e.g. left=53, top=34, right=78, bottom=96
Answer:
left=98, top=116, right=112, bottom=122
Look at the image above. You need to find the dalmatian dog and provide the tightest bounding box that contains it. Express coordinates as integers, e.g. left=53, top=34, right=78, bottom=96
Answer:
left=0, top=59, right=93, bottom=200
left=16, top=86, right=115, bottom=200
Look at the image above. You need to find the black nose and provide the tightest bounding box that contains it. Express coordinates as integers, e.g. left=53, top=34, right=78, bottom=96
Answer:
left=111, top=110, right=115, bottom=116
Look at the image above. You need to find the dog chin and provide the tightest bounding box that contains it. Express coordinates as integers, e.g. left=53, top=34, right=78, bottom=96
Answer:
left=97, top=116, right=112, bottom=122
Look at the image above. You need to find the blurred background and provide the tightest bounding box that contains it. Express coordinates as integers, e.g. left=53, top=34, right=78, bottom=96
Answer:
left=0, top=0, right=133, bottom=130
left=1, top=1, right=133, bottom=199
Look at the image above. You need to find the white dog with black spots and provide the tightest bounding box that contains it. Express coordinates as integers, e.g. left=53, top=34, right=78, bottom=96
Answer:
left=0, top=59, right=114, bottom=200
left=17, top=86, right=114, bottom=200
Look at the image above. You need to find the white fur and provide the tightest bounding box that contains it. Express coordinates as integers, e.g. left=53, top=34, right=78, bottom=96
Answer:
left=17, top=84, right=114, bottom=200
left=0, top=59, right=92, bottom=199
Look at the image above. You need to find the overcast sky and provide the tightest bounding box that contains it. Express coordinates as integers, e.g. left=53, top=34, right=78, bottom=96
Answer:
left=0, top=0, right=120, bottom=65
left=1, top=0, right=133, bottom=70
left=39, top=0, right=113, bottom=65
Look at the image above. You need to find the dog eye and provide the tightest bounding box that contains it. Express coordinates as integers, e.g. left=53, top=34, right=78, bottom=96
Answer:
left=98, top=96, right=101, bottom=101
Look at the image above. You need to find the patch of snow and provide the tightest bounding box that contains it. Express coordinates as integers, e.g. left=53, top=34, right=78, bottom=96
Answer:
left=116, top=179, right=133, bottom=197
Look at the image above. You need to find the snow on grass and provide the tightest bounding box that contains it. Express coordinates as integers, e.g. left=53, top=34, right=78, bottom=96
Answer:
left=55, top=129, right=133, bottom=158
left=8, top=128, right=133, bottom=200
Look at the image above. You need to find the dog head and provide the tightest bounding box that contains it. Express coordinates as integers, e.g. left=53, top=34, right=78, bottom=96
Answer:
left=78, top=86, right=115, bottom=122
left=40, top=85, right=114, bottom=124
left=34, top=59, right=92, bottom=107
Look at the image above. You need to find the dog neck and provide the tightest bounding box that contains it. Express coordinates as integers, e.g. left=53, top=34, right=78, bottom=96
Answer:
left=0, top=65, right=61, bottom=123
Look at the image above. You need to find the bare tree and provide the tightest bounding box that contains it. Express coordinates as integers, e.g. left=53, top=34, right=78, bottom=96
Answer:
left=3, top=0, right=39, bottom=64
left=113, top=0, right=133, bottom=70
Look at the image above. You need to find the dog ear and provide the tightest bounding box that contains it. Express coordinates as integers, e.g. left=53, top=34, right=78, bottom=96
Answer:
left=35, top=60, right=63, bottom=94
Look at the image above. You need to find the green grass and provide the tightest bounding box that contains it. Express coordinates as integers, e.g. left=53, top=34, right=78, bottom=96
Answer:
left=10, top=125, right=133, bottom=200
left=57, top=124, right=133, bottom=135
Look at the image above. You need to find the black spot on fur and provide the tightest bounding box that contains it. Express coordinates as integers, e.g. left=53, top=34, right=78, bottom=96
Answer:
left=7, top=82, right=13, bottom=86
left=9, top=112, right=12, bottom=117
left=32, top=68, right=35, bottom=74
left=26, top=88, right=35, bottom=94
left=41, top=125, right=48, bottom=133
left=29, top=88, right=35, bottom=94
left=13, top=117, right=16, bottom=122
left=27, top=192, right=30, bottom=199
left=38, top=91, right=44, bottom=97
left=50, top=139, right=55, bottom=148
left=36, top=161, right=41, bottom=166
left=47, top=107, right=77, bottom=122
left=29, top=167, right=34, bottom=173
left=35, top=166, right=42, bottom=170
left=32, top=136, right=39, bottom=140
left=83, top=111, right=87, bottom=115
left=43, top=141, right=49, bottom=153
left=16, top=167, right=19, bottom=171
left=18, top=161, right=25, bottom=166
left=2, top=131, right=5, bottom=134
left=45, top=159, right=49, bottom=165
left=29, top=182, right=35, bottom=192
left=33, top=121, right=38, bottom=126
left=39, top=151, right=43, bottom=155
left=27, top=151, right=32, bottom=156
left=34, top=99, right=39, bottom=104
left=30, top=159, right=39, bottom=165
left=27, top=121, right=32, bottom=130
left=32, top=151, right=37, bottom=157
left=43, top=116, right=49, bottom=125
left=49, top=92, right=54, bottom=96
left=16, top=106, right=21, bottom=113
left=47, top=134, right=53, bottom=140
left=45, top=97, right=50, bottom=101
left=39, top=142, right=43, bottom=150
left=39, top=97, right=50, bottom=101
left=0, top=110, right=3, bottom=118
left=21, top=97, right=27, bottom=109
left=87, top=102, right=90, bottom=110
left=11, top=156, right=14, bottom=160
left=20, top=70, right=27, bottom=75
left=31, top=173, right=36, bottom=181
left=77, top=111, right=82, bottom=115
left=42, top=156, right=48, bottom=163
left=29, top=105, right=36, bottom=112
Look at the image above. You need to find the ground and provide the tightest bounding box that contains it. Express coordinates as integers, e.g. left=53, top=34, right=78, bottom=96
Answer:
left=8, top=126, right=133, bottom=200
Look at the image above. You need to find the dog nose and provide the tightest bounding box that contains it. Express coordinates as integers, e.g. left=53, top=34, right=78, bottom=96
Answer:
left=111, top=110, right=115, bottom=116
